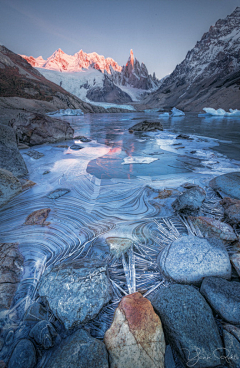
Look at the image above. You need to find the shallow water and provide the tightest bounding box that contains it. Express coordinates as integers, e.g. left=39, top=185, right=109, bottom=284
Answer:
left=0, top=112, right=240, bottom=359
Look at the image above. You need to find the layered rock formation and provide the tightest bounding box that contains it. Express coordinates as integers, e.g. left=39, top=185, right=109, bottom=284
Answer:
left=145, top=7, right=240, bottom=111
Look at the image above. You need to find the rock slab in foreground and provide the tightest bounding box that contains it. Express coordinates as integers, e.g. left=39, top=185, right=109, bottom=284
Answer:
left=151, top=284, right=223, bottom=368
left=104, top=292, right=165, bottom=368
left=8, top=339, right=36, bottom=368
left=0, top=124, right=28, bottom=177
left=172, top=186, right=206, bottom=213
left=189, top=216, right=237, bottom=241
left=0, top=242, right=24, bottom=311
left=200, top=277, right=240, bottom=324
left=129, top=120, right=163, bottom=132
left=47, top=329, right=108, bottom=368
left=209, top=172, right=240, bottom=200
left=38, top=259, right=112, bottom=329
left=11, top=112, right=74, bottom=146
left=158, top=235, right=231, bottom=284
left=0, top=169, right=22, bottom=208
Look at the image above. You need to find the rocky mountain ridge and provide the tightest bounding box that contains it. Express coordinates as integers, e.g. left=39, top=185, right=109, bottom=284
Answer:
left=145, top=7, right=240, bottom=111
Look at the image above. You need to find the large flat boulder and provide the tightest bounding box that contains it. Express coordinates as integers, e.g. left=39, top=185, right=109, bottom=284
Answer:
left=0, top=124, right=28, bottom=177
left=158, top=235, right=231, bottom=284
left=209, top=172, right=240, bottom=200
left=0, top=242, right=24, bottom=311
left=47, top=329, right=109, bottom=368
left=0, top=169, right=22, bottom=208
left=38, top=259, right=112, bottom=329
left=151, top=284, right=223, bottom=368
left=104, top=292, right=165, bottom=368
left=200, top=277, right=240, bottom=324
left=11, top=112, right=74, bottom=146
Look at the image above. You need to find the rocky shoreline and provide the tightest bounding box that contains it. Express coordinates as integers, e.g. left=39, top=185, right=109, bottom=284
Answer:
left=0, top=118, right=240, bottom=368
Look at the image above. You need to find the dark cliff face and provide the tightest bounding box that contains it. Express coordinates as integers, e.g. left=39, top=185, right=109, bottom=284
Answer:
left=145, top=7, right=240, bottom=111
left=111, top=50, right=159, bottom=90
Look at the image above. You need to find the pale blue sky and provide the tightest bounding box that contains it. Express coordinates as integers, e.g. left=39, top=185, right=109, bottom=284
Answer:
left=0, top=0, right=240, bottom=78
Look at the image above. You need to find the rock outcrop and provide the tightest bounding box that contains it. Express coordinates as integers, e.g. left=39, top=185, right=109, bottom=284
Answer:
left=0, top=169, right=22, bottom=208
left=0, top=242, right=24, bottom=311
left=158, top=235, right=231, bottom=284
left=0, top=124, right=28, bottom=177
left=104, top=292, right=165, bottom=368
left=172, top=186, right=206, bottom=213
left=189, top=216, right=237, bottom=241
left=38, top=259, right=112, bottom=329
left=10, top=112, right=74, bottom=146
left=129, top=120, right=163, bottom=132
left=220, top=197, right=240, bottom=225
left=210, top=172, right=240, bottom=199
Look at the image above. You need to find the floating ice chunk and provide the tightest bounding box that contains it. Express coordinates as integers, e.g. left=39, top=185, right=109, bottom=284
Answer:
left=121, top=156, right=158, bottom=165
left=87, top=101, right=135, bottom=111
left=144, top=108, right=160, bottom=113
left=159, top=112, right=170, bottom=117
left=202, top=108, right=240, bottom=117
left=171, top=107, right=185, bottom=117
left=48, top=109, right=84, bottom=116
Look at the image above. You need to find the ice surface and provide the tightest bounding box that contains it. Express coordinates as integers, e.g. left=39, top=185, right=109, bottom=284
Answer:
left=86, top=100, right=135, bottom=111
left=171, top=107, right=185, bottom=116
left=202, top=108, right=240, bottom=117
left=47, top=108, right=84, bottom=116
left=121, top=156, right=158, bottom=165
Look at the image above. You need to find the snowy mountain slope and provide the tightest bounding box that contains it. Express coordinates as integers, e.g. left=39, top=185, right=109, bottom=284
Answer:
left=22, top=49, right=160, bottom=104
left=145, top=7, right=240, bottom=111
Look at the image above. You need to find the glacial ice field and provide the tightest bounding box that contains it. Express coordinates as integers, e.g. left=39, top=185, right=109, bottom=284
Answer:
left=0, top=111, right=240, bottom=351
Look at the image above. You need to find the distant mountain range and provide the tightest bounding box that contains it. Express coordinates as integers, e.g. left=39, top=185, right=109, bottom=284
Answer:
left=21, top=49, right=160, bottom=104
left=145, top=7, right=240, bottom=111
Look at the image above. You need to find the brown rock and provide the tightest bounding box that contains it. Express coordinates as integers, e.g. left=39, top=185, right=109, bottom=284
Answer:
left=220, top=197, right=240, bottom=225
left=0, top=361, right=6, bottom=368
left=189, top=216, right=237, bottom=241
left=104, top=292, right=165, bottom=368
left=0, top=243, right=24, bottom=311
left=22, top=180, right=36, bottom=191
left=154, top=189, right=173, bottom=199
left=25, top=208, right=51, bottom=226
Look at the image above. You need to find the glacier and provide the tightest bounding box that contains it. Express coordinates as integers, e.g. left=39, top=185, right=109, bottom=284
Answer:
left=202, top=108, right=240, bottom=117
left=47, top=109, right=84, bottom=116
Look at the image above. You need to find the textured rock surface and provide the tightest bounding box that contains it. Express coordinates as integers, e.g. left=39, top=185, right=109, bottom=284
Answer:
left=0, top=242, right=24, bottom=311
left=151, top=284, right=223, bottom=368
left=47, top=329, right=109, bottom=368
left=11, top=112, right=74, bottom=146
left=172, top=186, right=206, bottom=213
left=189, top=216, right=237, bottom=241
left=8, top=339, right=36, bottom=368
left=158, top=235, right=231, bottom=284
left=47, top=188, right=70, bottom=199
left=200, top=277, right=240, bottom=324
left=129, top=120, right=163, bottom=132
left=38, top=259, right=112, bottom=329
left=230, top=254, right=240, bottom=276
left=0, top=124, right=28, bottom=177
left=29, top=320, right=58, bottom=349
left=106, top=237, right=132, bottom=258
left=220, top=197, right=240, bottom=225
left=24, top=208, right=51, bottom=226
left=104, top=292, right=165, bottom=368
left=223, top=329, right=240, bottom=368
left=0, top=169, right=22, bottom=208
left=210, top=172, right=240, bottom=200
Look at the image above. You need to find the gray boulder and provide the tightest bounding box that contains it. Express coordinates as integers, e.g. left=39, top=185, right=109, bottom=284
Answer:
left=220, top=197, right=240, bottom=225
left=151, top=284, right=223, bottom=368
left=172, top=186, right=206, bottom=213
left=0, top=169, right=22, bottom=207
left=158, top=235, right=231, bottom=284
left=11, top=112, right=74, bottom=146
left=0, top=124, right=28, bottom=177
left=47, top=329, right=109, bottom=368
left=209, top=172, right=240, bottom=200
left=223, top=329, right=240, bottom=368
left=29, top=320, right=58, bottom=349
left=8, top=339, right=36, bottom=368
left=189, top=216, right=237, bottom=241
left=200, top=277, right=240, bottom=324
left=0, top=242, right=24, bottom=311
left=38, top=259, right=112, bottom=329
left=129, top=120, right=163, bottom=132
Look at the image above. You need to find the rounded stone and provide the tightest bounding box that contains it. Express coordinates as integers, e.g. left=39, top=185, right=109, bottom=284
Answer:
left=8, top=339, right=36, bottom=368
